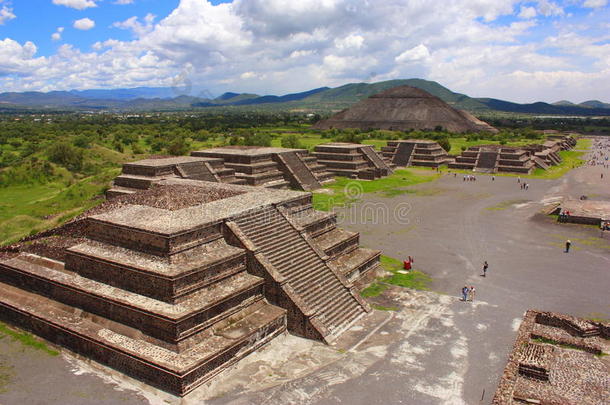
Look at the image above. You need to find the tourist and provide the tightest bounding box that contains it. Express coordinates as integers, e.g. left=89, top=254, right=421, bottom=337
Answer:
left=469, top=286, right=476, bottom=302
left=565, top=239, right=571, bottom=253
left=517, top=176, right=521, bottom=184
left=462, top=285, right=469, bottom=301
left=482, top=261, right=488, bottom=277
left=492, top=175, right=495, bottom=181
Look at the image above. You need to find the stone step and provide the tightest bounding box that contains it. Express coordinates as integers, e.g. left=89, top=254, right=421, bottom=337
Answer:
left=328, top=247, right=381, bottom=281
left=0, top=254, right=265, bottom=345
left=322, top=292, right=359, bottom=325
left=313, top=228, right=359, bottom=259
left=86, top=208, right=224, bottom=256
left=113, top=174, right=163, bottom=190
left=65, top=239, right=247, bottom=303
left=106, top=186, right=137, bottom=199
left=281, top=260, right=324, bottom=283
left=0, top=282, right=286, bottom=396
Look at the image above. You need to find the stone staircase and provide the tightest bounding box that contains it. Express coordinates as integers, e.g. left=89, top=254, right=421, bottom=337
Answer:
left=474, top=150, right=499, bottom=173
left=393, top=142, right=416, bottom=166
left=276, top=152, right=322, bottom=191
left=359, top=145, right=393, bottom=175
left=232, top=206, right=369, bottom=341
left=533, top=157, right=550, bottom=170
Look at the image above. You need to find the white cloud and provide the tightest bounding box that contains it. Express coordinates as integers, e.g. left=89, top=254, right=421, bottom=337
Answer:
left=0, top=0, right=608, bottom=103
left=536, top=0, right=564, bottom=16
left=115, top=0, right=134, bottom=4
left=113, top=14, right=155, bottom=37
left=51, top=27, right=64, bottom=41
left=0, top=3, right=15, bottom=25
left=582, top=0, right=608, bottom=8
left=395, top=44, right=430, bottom=63
left=52, top=0, right=98, bottom=10
left=518, top=6, right=537, bottom=19
left=74, top=18, right=95, bottom=31
left=335, top=34, right=364, bottom=50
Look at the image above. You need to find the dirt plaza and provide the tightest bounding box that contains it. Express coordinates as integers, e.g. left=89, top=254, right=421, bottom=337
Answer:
left=0, top=139, right=608, bottom=405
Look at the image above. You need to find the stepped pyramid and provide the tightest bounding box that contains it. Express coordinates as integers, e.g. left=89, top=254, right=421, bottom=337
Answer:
left=107, top=156, right=246, bottom=198
left=448, top=145, right=535, bottom=174
left=313, top=143, right=393, bottom=180
left=0, top=179, right=378, bottom=395
left=313, top=85, right=498, bottom=133
left=192, top=146, right=334, bottom=191
left=381, top=139, right=451, bottom=168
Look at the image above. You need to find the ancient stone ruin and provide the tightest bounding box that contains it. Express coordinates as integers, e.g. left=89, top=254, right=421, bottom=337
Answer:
left=107, top=156, right=245, bottom=198
left=494, top=310, right=609, bottom=405
left=0, top=179, right=379, bottom=396
left=448, top=145, right=536, bottom=174
left=192, top=146, right=334, bottom=191
left=381, top=139, right=451, bottom=168
left=524, top=140, right=563, bottom=169
left=313, top=142, right=393, bottom=180
left=313, top=85, right=498, bottom=133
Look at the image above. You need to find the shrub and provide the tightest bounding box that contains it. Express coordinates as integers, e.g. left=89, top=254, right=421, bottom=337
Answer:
left=281, top=134, right=303, bottom=149
left=437, top=137, right=451, bottom=152
left=47, top=142, right=84, bottom=172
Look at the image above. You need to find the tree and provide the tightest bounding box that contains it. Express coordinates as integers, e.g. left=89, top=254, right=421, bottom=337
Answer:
left=437, top=137, right=451, bottom=153
left=47, top=142, right=84, bottom=172
left=281, top=134, right=303, bottom=149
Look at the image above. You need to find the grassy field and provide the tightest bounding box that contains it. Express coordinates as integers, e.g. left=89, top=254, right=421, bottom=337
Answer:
left=312, top=168, right=440, bottom=211
left=361, top=255, right=432, bottom=298
left=0, top=168, right=119, bottom=245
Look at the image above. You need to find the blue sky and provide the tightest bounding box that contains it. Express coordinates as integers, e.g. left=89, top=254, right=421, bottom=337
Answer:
left=0, top=0, right=609, bottom=102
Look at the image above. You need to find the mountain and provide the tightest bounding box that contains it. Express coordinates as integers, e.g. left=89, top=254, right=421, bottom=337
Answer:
left=69, top=87, right=178, bottom=100
left=552, top=100, right=575, bottom=106
left=0, top=81, right=609, bottom=115
left=579, top=100, right=610, bottom=109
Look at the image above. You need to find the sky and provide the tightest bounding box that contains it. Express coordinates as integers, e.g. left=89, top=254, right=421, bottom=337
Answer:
left=0, top=0, right=609, bottom=103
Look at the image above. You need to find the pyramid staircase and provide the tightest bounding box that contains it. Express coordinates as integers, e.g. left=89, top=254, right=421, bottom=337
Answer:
left=275, top=151, right=323, bottom=191
left=474, top=150, right=499, bottom=173
left=231, top=205, right=370, bottom=342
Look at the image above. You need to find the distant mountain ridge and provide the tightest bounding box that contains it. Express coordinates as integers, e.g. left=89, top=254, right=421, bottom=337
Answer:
left=1, top=80, right=609, bottom=115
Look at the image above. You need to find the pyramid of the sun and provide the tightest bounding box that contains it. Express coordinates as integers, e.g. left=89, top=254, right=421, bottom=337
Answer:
left=313, top=85, right=498, bottom=133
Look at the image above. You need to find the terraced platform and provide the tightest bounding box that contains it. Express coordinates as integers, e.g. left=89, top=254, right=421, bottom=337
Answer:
left=192, top=147, right=334, bottom=191
left=0, top=178, right=378, bottom=395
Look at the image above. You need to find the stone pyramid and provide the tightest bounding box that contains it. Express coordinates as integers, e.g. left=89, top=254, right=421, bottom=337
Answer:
left=314, top=85, right=498, bottom=133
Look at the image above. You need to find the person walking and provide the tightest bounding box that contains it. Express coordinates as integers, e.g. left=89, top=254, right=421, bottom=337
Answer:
left=482, top=261, right=488, bottom=277
left=462, top=285, right=469, bottom=301
left=565, top=240, right=571, bottom=253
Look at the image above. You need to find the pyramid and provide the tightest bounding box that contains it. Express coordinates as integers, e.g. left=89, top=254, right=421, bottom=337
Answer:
left=313, top=85, right=498, bottom=133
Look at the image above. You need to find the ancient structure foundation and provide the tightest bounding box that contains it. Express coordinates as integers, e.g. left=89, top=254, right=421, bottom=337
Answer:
left=313, top=142, right=393, bottom=180
left=0, top=179, right=378, bottom=396
left=192, top=147, right=334, bottom=191
left=107, top=156, right=245, bottom=198
left=448, top=145, right=535, bottom=174
left=381, top=140, right=450, bottom=168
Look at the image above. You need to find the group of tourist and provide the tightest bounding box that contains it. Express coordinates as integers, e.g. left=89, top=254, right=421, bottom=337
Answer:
left=461, top=285, right=476, bottom=302
left=516, top=176, right=529, bottom=190
left=463, top=174, right=477, bottom=182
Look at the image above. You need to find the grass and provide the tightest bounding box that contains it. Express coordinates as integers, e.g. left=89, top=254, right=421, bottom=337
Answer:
left=312, top=169, right=440, bottom=211
left=0, top=168, right=119, bottom=245
left=0, top=321, right=59, bottom=356
left=360, top=255, right=432, bottom=298
left=532, top=336, right=605, bottom=356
